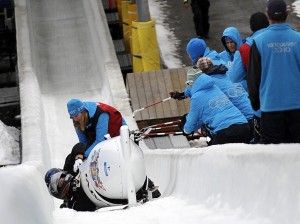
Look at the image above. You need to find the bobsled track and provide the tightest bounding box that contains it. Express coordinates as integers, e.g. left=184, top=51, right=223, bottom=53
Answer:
left=1, top=0, right=300, bottom=224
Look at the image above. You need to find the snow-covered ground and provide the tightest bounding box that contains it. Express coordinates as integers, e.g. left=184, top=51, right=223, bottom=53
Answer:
left=1, top=0, right=300, bottom=224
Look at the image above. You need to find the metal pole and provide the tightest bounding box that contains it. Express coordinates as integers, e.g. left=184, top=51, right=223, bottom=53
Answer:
left=136, top=0, right=150, bottom=22
left=120, top=126, right=137, bottom=205
left=132, top=97, right=172, bottom=117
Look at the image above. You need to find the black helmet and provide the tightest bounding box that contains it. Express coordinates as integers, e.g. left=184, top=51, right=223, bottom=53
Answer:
left=45, top=168, right=62, bottom=187
left=45, top=169, right=74, bottom=200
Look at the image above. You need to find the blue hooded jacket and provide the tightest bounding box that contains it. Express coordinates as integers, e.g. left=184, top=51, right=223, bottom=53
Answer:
left=227, top=28, right=267, bottom=118
left=183, top=74, right=248, bottom=135
left=184, top=47, right=228, bottom=98
left=205, top=65, right=253, bottom=120
left=228, top=28, right=267, bottom=90
left=75, top=102, right=127, bottom=157
left=219, top=27, right=243, bottom=67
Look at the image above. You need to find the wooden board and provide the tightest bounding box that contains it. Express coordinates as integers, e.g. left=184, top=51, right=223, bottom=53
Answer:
left=126, top=67, right=191, bottom=129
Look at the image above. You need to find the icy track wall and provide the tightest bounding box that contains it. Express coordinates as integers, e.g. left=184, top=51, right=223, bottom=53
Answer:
left=0, top=1, right=54, bottom=224
left=1, top=0, right=134, bottom=223
left=144, top=144, right=300, bottom=224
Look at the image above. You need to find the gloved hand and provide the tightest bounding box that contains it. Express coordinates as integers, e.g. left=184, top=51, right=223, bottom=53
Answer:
left=178, top=121, right=183, bottom=131
left=60, top=200, right=68, bottom=208
left=60, top=203, right=67, bottom=208
left=200, top=125, right=208, bottom=137
left=169, top=91, right=186, bottom=100
left=178, top=114, right=187, bottom=131
left=73, top=158, right=83, bottom=173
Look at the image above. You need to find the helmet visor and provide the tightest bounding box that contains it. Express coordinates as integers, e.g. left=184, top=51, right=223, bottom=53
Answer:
left=49, top=172, right=60, bottom=194
left=45, top=168, right=62, bottom=187
left=49, top=172, right=72, bottom=199
left=49, top=172, right=66, bottom=195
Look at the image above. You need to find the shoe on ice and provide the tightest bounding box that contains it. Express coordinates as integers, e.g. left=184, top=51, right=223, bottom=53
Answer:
left=151, top=188, right=161, bottom=198
left=148, top=185, right=161, bottom=199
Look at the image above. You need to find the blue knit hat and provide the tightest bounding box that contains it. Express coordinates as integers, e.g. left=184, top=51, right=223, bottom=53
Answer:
left=186, top=38, right=207, bottom=65
left=67, top=99, right=85, bottom=118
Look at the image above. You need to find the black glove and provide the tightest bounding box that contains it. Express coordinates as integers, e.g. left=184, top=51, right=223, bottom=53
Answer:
left=200, top=125, right=208, bottom=137
left=178, top=114, right=194, bottom=136
left=169, top=91, right=186, bottom=100
left=178, top=121, right=183, bottom=131
left=60, top=200, right=68, bottom=208
left=178, top=114, right=187, bottom=130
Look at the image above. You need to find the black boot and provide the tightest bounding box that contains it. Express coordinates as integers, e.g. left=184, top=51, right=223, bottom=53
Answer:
left=148, top=178, right=161, bottom=198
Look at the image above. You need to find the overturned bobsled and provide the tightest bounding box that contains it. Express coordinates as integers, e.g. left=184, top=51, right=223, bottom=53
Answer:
left=79, top=126, right=147, bottom=207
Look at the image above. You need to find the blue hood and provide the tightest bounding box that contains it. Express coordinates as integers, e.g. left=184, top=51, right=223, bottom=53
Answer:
left=221, top=27, right=243, bottom=52
left=204, top=48, right=227, bottom=66
left=191, top=74, right=214, bottom=95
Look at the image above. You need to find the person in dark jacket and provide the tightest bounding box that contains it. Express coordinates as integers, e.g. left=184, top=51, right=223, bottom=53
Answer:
left=45, top=143, right=160, bottom=211
left=45, top=167, right=97, bottom=211
left=184, top=0, right=210, bottom=38
left=247, top=0, right=300, bottom=143
left=63, top=142, right=86, bottom=176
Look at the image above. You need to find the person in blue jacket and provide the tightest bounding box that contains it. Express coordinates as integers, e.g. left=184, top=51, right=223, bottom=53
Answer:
left=197, top=57, right=254, bottom=142
left=228, top=12, right=269, bottom=90
left=169, top=37, right=226, bottom=100
left=66, top=99, right=161, bottom=198
left=169, top=68, right=201, bottom=100
left=227, top=12, right=269, bottom=143
left=247, top=0, right=300, bottom=144
left=219, top=27, right=243, bottom=68
left=186, top=37, right=226, bottom=66
left=180, top=74, right=250, bottom=144
left=67, top=99, right=127, bottom=158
